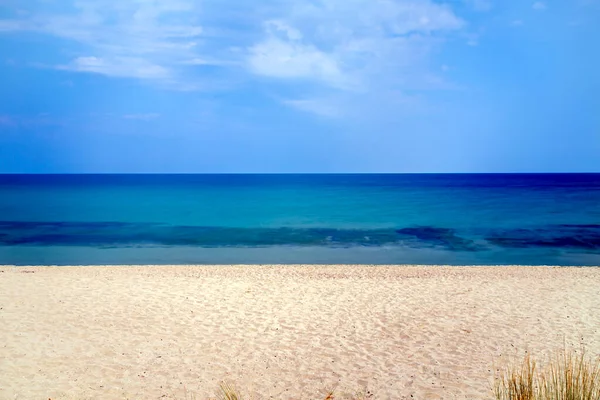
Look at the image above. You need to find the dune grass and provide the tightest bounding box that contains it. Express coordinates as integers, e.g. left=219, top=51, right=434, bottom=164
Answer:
left=494, top=348, right=600, bottom=400
left=189, top=348, right=599, bottom=399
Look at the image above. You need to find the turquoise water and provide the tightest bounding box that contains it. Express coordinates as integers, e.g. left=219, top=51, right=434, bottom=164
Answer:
left=1, top=174, right=599, bottom=265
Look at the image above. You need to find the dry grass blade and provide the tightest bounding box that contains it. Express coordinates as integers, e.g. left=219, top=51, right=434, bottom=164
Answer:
left=322, top=390, right=335, bottom=400
left=494, top=349, right=600, bottom=400
left=539, top=349, right=600, bottom=400
left=217, top=381, right=243, bottom=400
left=494, top=354, right=537, bottom=400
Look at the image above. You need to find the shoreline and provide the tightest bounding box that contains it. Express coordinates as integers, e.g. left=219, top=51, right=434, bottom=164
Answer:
left=2, top=263, right=598, bottom=267
left=2, top=265, right=599, bottom=399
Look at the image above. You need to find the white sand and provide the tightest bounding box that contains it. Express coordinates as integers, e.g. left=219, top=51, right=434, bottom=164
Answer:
left=1, top=265, right=599, bottom=399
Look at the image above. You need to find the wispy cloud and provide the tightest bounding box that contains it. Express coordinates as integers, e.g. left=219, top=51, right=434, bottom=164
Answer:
left=249, top=20, right=347, bottom=89
left=123, top=113, right=161, bottom=121
left=0, top=0, right=468, bottom=117
left=282, top=98, right=343, bottom=118
left=181, top=58, right=235, bottom=67
left=532, top=2, right=547, bottom=11
left=0, top=20, right=26, bottom=32
left=0, top=114, right=64, bottom=128
left=60, top=56, right=170, bottom=80
left=245, top=0, right=465, bottom=115
left=467, top=36, right=479, bottom=46
left=465, top=0, right=493, bottom=12
left=0, top=115, right=14, bottom=126
left=0, top=1, right=208, bottom=84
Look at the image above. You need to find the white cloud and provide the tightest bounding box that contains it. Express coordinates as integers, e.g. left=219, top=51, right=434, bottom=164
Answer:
left=0, top=0, right=206, bottom=83
left=297, top=0, right=463, bottom=36
left=247, top=0, right=464, bottom=96
left=265, top=20, right=303, bottom=41
left=532, top=2, right=547, bottom=10
left=267, top=1, right=467, bottom=118
left=249, top=37, right=346, bottom=88
left=182, top=58, right=234, bottom=66
left=61, top=56, right=170, bottom=80
left=0, top=0, right=468, bottom=117
left=248, top=20, right=343, bottom=86
left=123, top=113, right=161, bottom=121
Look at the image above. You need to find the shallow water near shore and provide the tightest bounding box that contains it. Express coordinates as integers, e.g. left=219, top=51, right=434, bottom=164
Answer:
left=1, top=173, right=599, bottom=265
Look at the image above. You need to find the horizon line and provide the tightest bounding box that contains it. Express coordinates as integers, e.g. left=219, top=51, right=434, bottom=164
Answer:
left=1, top=172, right=600, bottom=175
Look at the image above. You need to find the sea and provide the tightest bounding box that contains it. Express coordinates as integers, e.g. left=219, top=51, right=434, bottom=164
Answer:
left=0, top=174, right=599, bottom=266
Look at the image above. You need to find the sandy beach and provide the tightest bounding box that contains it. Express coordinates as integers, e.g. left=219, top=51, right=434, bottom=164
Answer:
left=1, top=265, right=599, bottom=399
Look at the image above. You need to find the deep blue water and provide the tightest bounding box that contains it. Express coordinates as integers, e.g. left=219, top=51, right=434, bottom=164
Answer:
left=1, top=174, right=599, bottom=265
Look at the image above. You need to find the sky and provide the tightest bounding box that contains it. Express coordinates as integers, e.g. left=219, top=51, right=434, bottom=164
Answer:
left=0, top=0, right=599, bottom=173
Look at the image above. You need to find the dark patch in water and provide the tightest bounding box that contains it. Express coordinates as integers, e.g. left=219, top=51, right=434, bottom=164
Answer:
left=558, top=224, right=600, bottom=229
left=0, top=221, right=403, bottom=248
left=396, top=226, right=480, bottom=251
left=1, top=221, right=599, bottom=252
left=486, top=225, right=600, bottom=250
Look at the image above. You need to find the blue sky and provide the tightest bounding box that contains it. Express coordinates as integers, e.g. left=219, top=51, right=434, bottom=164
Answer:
left=0, top=0, right=599, bottom=173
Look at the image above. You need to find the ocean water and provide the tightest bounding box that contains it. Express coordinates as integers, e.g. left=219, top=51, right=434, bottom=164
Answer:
left=0, top=174, right=599, bottom=265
